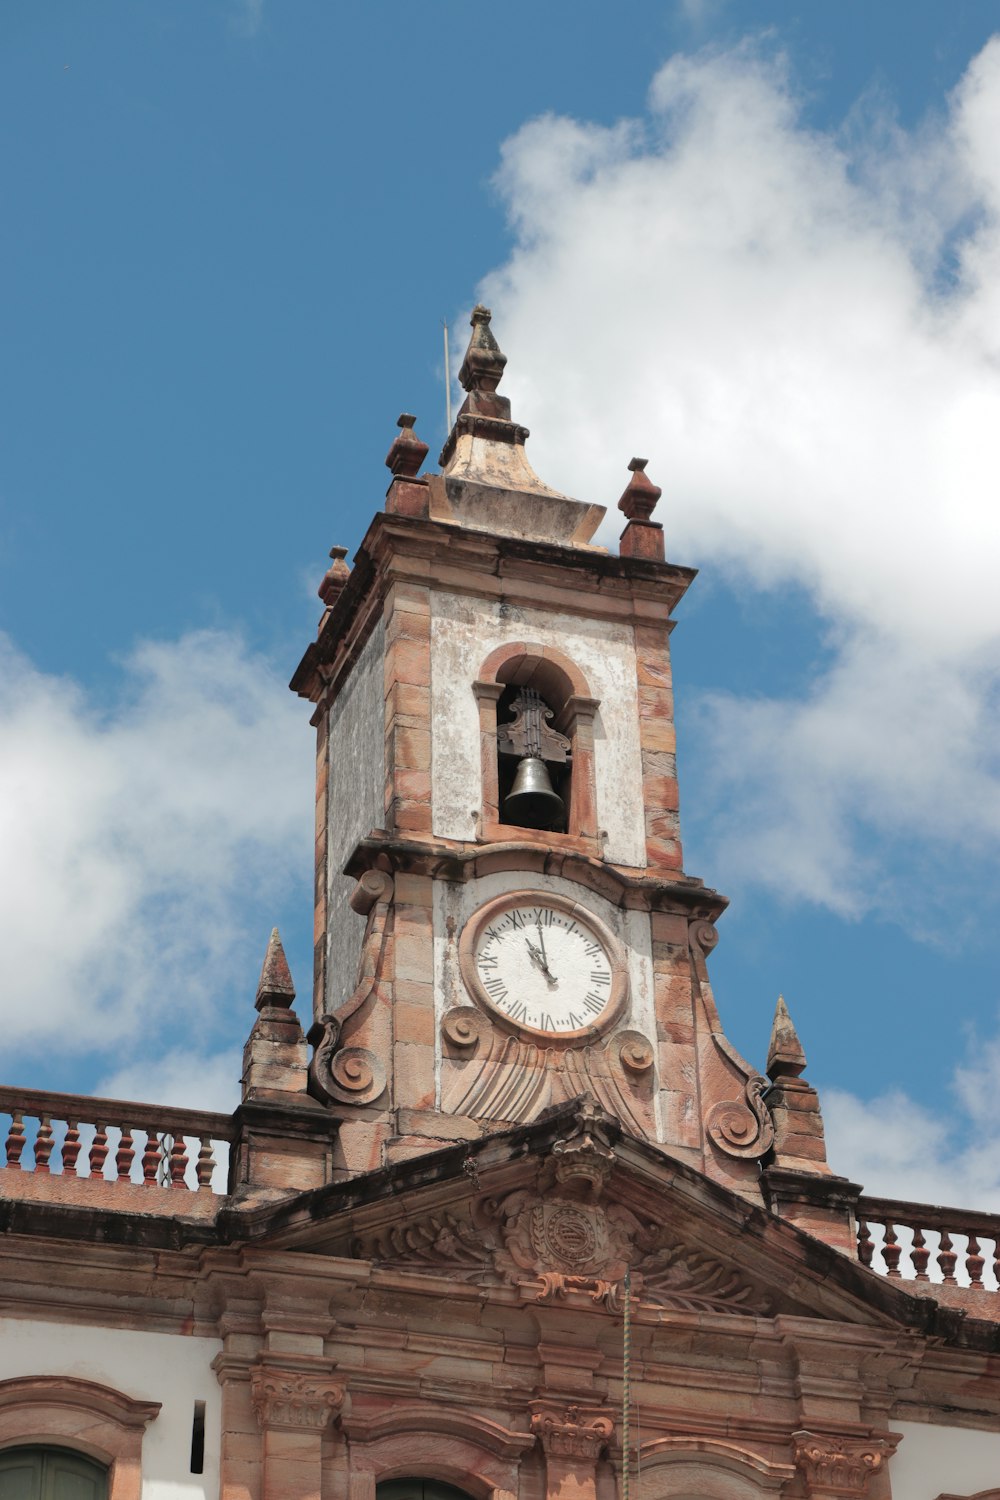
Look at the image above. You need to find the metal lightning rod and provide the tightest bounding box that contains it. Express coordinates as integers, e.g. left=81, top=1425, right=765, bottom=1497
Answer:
left=443, top=319, right=453, bottom=433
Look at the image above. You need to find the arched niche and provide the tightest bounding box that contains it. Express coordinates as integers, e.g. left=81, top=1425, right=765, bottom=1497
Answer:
left=475, top=642, right=600, bottom=849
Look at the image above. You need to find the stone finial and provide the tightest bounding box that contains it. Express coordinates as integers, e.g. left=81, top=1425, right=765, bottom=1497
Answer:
left=457, top=304, right=507, bottom=393
left=767, top=994, right=808, bottom=1080
left=618, top=458, right=665, bottom=561
left=618, top=457, right=662, bottom=521
left=385, top=412, right=429, bottom=479
left=317, top=546, right=350, bottom=607
left=255, top=928, right=296, bottom=1013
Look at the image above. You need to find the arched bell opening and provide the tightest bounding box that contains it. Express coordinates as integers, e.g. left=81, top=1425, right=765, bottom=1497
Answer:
left=475, top=644, right=601, bottom=846
left=495, top=682, right=570, bottom=833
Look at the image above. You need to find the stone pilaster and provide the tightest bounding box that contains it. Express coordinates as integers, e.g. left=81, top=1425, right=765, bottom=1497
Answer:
left=531, top=1403, right=614, bottom=1500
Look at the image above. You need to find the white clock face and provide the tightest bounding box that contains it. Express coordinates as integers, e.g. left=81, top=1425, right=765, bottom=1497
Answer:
left=460, top=894, right=628, bottom=1041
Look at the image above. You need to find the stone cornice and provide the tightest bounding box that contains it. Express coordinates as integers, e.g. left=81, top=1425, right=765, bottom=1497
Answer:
left=290, top=511, right=696, bottom=704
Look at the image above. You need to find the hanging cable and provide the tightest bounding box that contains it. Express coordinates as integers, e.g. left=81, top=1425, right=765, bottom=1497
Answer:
left=622, top=1267, right=632, bottom=1500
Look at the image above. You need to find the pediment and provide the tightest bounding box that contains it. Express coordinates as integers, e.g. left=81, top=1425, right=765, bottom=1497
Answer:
left=237, top=1097, right=924, bottom=1331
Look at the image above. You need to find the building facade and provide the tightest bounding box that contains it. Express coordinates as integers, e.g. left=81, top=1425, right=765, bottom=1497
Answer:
left=1, top=308, right=999, bottom=1500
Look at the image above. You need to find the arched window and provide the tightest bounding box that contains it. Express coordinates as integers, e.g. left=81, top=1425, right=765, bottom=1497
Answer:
left=0, top=1448, right=107, bottom=1500
left=0, top=1378, right=159, bottom=1500
left=475, top=643, right=600, bottom=848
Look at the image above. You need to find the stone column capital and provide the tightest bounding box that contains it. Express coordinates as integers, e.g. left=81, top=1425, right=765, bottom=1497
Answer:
left=249, top=1362, right=345, bottom=1432
left=793, top=1430, right=898, bottom=1496
left=530, top=1403, right=614, bottom=1460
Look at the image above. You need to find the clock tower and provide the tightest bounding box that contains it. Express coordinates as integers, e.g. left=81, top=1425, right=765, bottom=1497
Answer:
left=291, top=306, right=830, bottom=1203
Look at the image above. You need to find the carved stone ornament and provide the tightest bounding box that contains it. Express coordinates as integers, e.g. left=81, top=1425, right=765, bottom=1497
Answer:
left=309, top=872, right=392, bottom=1108
left=706, top=1074, right=775, bottom=1159
left=358, top=1100, right=765, bottom=1314
left=359, top=1211, right=489, bottom=1272
left=793, top=1431, right=896, bottom=1496
left=250, top=1365, right=345, bottom=1431
left=531, top=1404, right=614, bottom=1460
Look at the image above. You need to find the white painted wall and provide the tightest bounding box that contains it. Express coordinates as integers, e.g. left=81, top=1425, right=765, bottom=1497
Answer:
left=326, top=617, right=386, bottom=1013
left=0, top=1318, right=221, bottom=1500
left=429, top=591, right=647, bottom=867
left=433, top=870, right=658, bottom=1130
left=891, top=1420, right=1000, bottom=1500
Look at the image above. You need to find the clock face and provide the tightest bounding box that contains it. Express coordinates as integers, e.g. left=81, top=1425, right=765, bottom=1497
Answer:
left=459, top=892, right=628, bottom=1042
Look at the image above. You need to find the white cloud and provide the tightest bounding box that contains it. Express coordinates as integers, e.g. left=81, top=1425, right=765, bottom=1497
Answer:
left=481, top=36, right=1000, bottom=926
left=232, top=0, right=264, bottom=39
left=824, top=1027, right=1000, bottom=1211
left=0, top=630, right=311, bottom=1067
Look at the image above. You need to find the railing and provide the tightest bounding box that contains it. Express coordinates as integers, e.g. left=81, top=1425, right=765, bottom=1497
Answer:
left=0, top=1086, right=234, bottom=1194
left=857, top=1195, right=1000, bottom=1290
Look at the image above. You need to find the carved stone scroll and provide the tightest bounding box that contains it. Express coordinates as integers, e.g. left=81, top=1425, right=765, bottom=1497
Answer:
left=309, top=872, right=393, bottom=1107
left=706, top=1075, right=775, bottom=1159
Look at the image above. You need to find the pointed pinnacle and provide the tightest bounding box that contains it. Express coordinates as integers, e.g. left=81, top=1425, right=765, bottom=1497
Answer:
left=767, top=993, right=807, bottom=1081
left=457, top=304, right=507, bottom=394
left=255, top=927, right=296, bottom=1012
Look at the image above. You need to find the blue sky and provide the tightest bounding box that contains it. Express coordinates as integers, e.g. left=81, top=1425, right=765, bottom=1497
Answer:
left=3, top=2, right=1000, bottom=1206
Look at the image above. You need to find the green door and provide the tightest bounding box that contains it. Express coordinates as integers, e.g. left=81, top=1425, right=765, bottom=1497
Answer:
left=0, top=1450, right=107, bottom=1500
left=378, top=1483, right=475, bottom=1500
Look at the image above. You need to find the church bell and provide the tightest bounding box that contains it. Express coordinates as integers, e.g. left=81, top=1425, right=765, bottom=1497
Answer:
left=503, top=755, right=565, bottom=829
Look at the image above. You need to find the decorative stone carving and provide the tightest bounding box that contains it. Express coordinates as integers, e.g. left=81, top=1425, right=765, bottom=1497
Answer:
left=309, top=872, right=393, bottom=1108
left=250, top=1365, right=344, bottom=1431
left=640, top=1244, right=762, bottom=1314
left=689, top=919, right=719, bottom=954
left=706, top=1075, right=775, bottom=1159
left=793, top=1431, right=895, bottom=1496
left=442, top=1005, right=492, bottom=1051
left=441, top=1016, right=656, bottom=1136
left=531, top=1404, right=614, bottom=1460
left=359, top=1212, right=488, bottom=1271
left=354, top=1100, right=767, bottom=1314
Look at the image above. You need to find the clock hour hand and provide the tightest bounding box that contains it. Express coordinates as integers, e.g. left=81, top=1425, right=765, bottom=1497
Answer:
left=525, top=937, right=557, bottom=984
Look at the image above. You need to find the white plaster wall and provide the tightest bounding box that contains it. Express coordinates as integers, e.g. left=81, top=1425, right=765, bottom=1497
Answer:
left=429, top=592, right=646, bottom=866
left=326, top=617, right=386, bottom=1012
left=891, top=1420, right=1000, bottom=1500
left=433, top=871, right=657, bottom=1129
left=0, top=1318, right=221, bottom=1500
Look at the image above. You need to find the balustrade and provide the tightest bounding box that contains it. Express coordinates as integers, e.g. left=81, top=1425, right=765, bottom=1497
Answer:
left=857, top=1196, right=1000, bottom=1291
left=0, top=1085, right=233, bottom=1194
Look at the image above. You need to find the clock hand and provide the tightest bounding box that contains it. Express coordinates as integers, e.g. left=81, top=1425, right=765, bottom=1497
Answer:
left=536, top=921, right=549, bottom=969
left=525, top=937, right=558, bottom=984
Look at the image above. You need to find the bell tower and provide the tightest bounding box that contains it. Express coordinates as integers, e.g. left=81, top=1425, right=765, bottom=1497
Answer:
left=291, top=307, right=830, bottom=1199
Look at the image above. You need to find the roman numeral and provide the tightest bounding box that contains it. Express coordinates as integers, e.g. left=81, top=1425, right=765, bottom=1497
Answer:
left=484, top=925, right=501, bottom=943
left=509, top=910, right=525, bottom=929
left=567, top=1011, right=583, bottom=1029
left=539, top=1013, right=555, bottom=1032
left=484, top=978, right=508, bottom=999
left=589, top=970, right=610, bottom=985
left=506, top=1000, right=527, bottom=1022
left=478, top=956, right=498, bottom=971
left=584, top=942, right=602, bottom=958
left=584, top=994, right=603, bottom=1015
